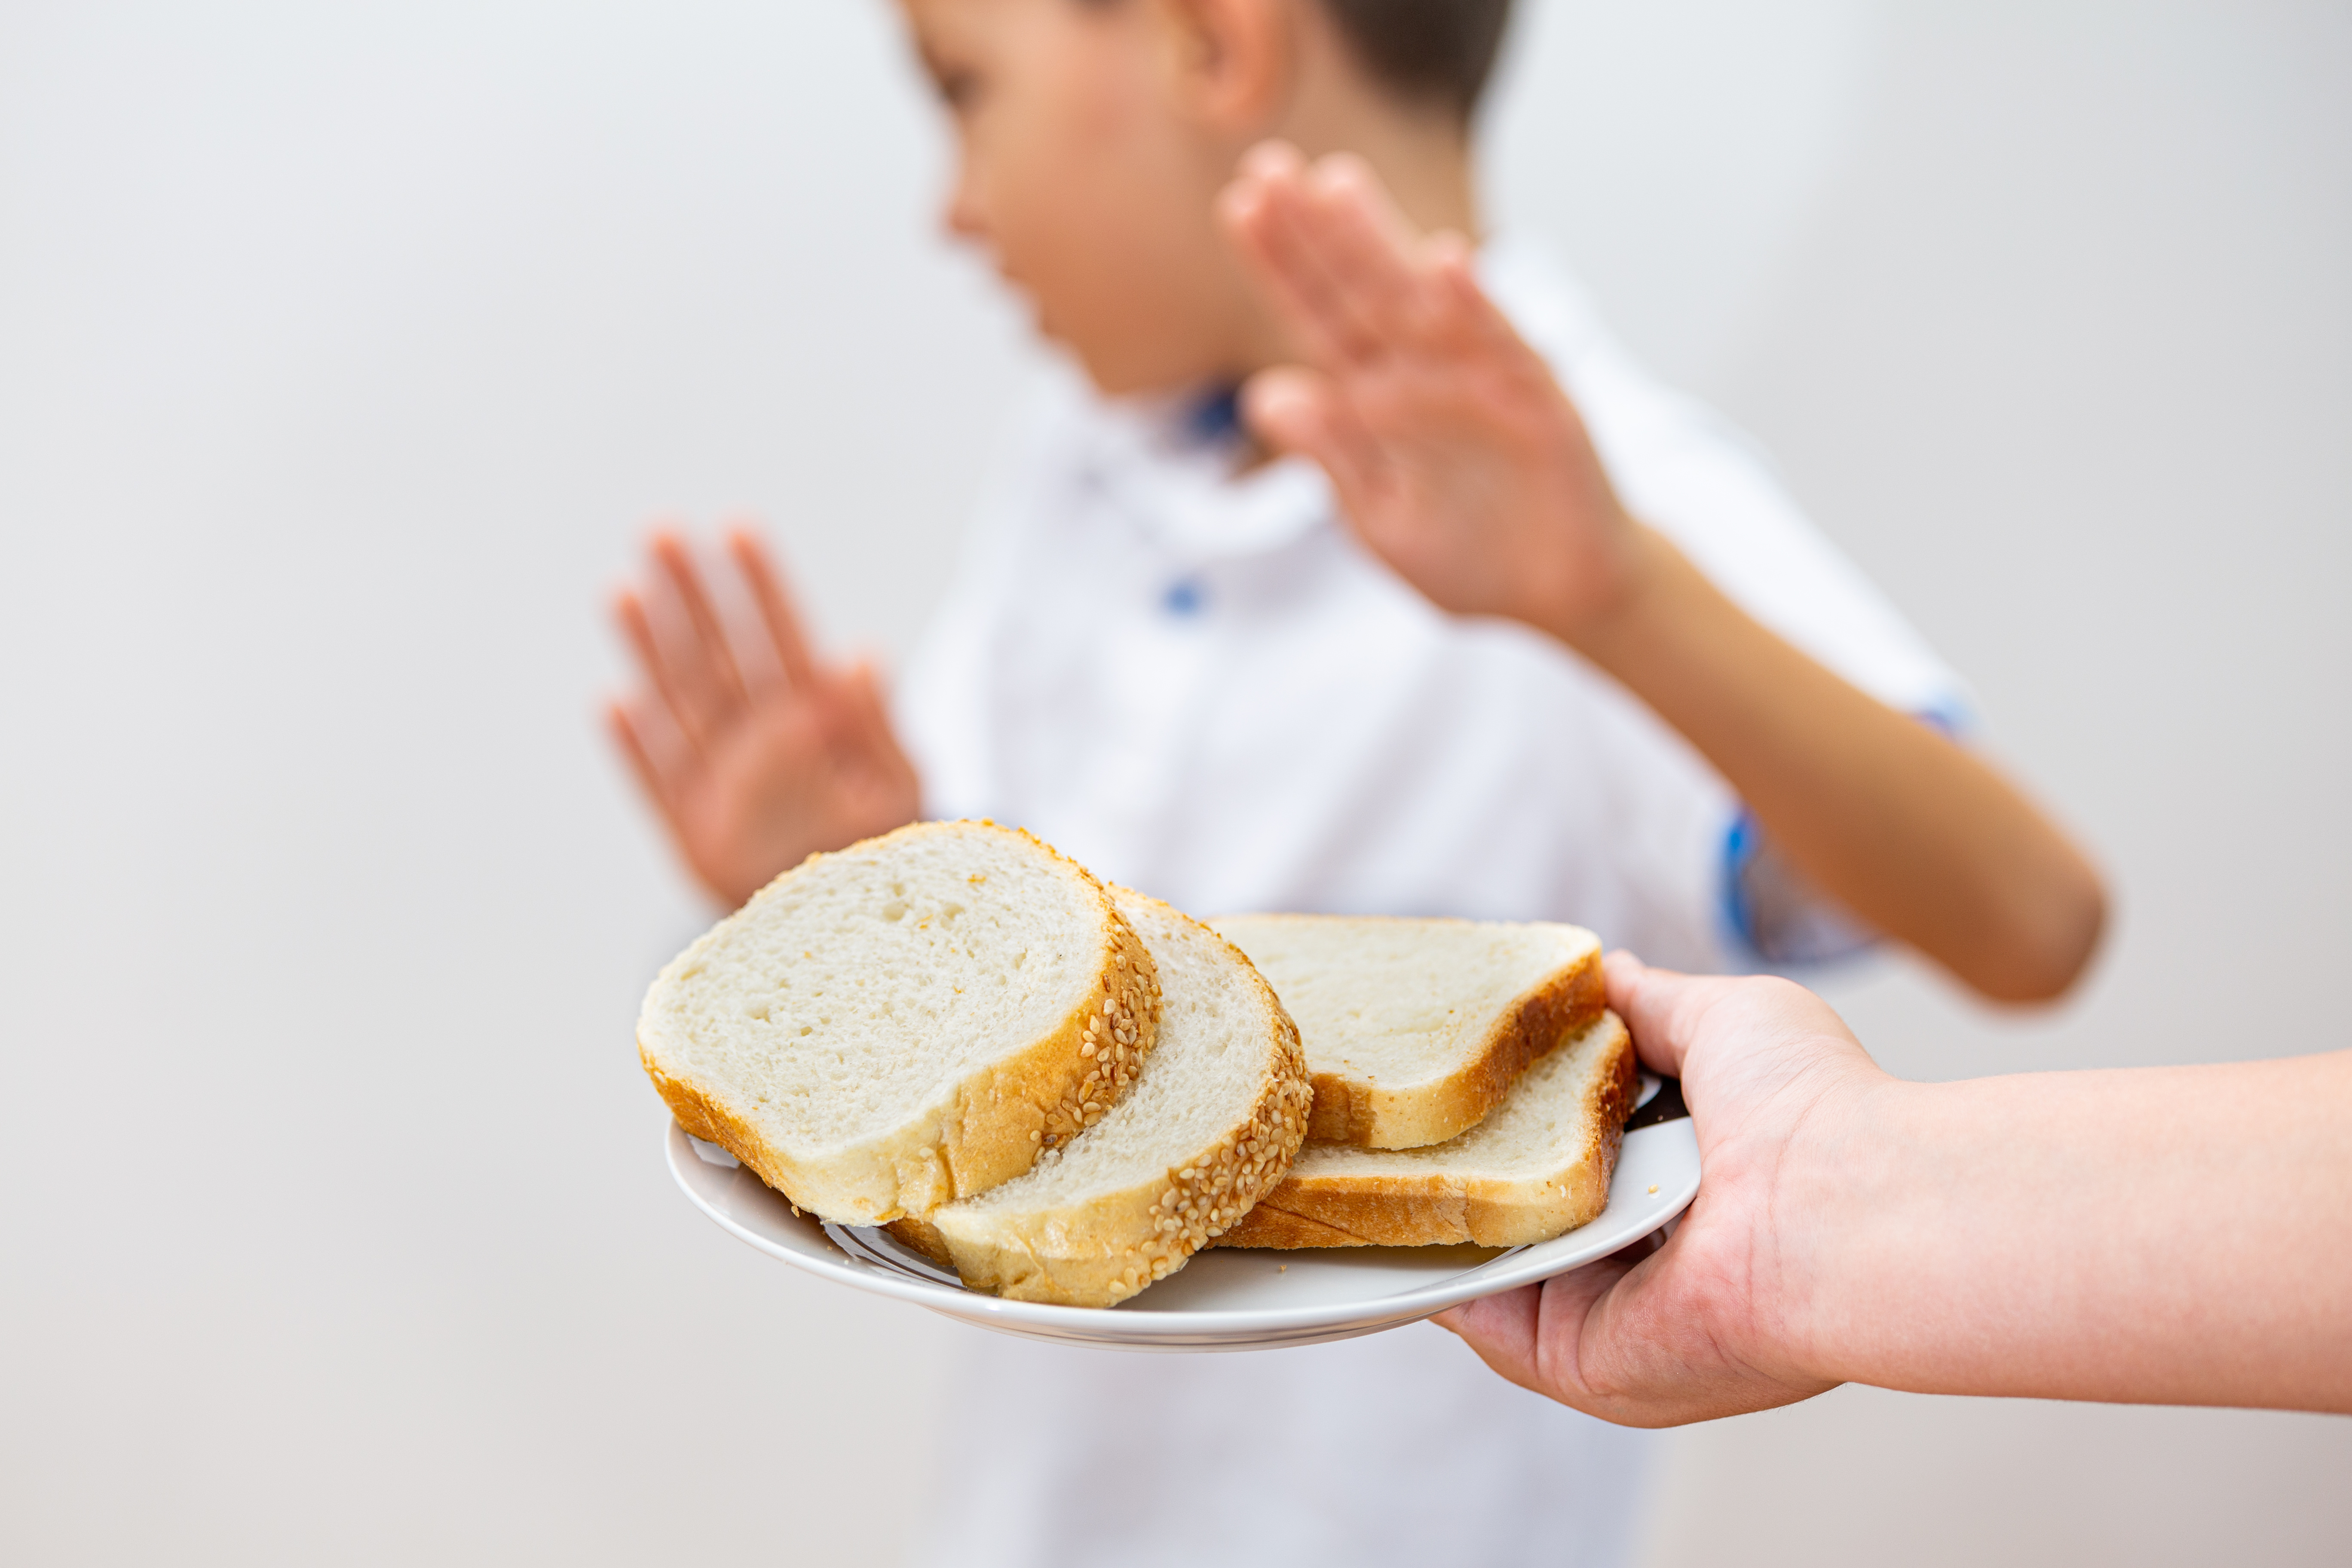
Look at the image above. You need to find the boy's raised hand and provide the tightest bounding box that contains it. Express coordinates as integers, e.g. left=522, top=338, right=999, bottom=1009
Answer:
left=1219, top=142, right=1643, bottom=642
left=1223, top=142, right=2110, bottom=1005
left=607, top=530, right=920, bottom=908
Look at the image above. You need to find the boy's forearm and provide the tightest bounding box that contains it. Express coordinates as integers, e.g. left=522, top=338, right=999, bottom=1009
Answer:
left=1547, top=527, right=2104, bottom=1000
left=1788, top=1054, right=2352, bottom=1411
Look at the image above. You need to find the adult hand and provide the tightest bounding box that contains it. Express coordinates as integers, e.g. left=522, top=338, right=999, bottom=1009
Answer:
left=1219, top=141, right=1648, bottom=643
left=607, top=529, right=920, bottom=907
left=1436, top=956, right=2352, bottom=1423
left=1434, top=954, right=1887, bottom=1427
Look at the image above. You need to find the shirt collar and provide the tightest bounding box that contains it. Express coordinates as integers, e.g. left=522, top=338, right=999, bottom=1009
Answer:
left=1073, top=381, right=1335, bottom=562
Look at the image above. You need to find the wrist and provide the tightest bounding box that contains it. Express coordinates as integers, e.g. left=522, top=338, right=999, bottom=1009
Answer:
left=1527, top=521, right=1680, bottom=663
left=1761, top=1069, right=1929, bottom=1390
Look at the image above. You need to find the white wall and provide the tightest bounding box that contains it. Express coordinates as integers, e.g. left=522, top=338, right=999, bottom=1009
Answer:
left=1, top=3, right=2345, bottom=1564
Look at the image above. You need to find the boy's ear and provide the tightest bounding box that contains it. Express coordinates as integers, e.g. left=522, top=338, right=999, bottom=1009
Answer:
left=1154, top=0, right=1292, bottom=134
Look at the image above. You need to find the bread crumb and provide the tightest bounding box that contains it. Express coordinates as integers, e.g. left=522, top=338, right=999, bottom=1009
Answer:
left=1647, top=1185, right=1658, bottom=1195
left=1277, top=1264, right=1287, bottom=1273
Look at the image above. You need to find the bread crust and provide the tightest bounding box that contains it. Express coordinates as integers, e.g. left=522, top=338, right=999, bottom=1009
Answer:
left=1220, top=916, right=1604, bottom=1150
left=638, top=821, right=1162, bottom=1225
left=1217, top=1012, right=1639, bottom=1250
left=898, top=893, right=1316, bottom=1308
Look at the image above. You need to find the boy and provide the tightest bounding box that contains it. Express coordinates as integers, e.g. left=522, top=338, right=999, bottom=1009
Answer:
left=607, top=2, right=2104, bottom=1562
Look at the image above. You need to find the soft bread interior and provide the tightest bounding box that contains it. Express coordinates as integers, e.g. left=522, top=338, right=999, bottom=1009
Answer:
left=1210, top=915, right=1599, bottom=1091
left=644, top=825, right=1115, bottom=1164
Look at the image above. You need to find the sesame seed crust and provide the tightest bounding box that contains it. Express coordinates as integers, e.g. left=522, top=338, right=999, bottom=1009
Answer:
left=904, top=892, right=1314, bottom=1308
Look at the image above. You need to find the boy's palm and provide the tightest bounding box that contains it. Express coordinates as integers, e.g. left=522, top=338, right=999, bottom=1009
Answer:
left=609, top=531, right=919, bottom=908
left=1223, top=146, right=1639, bottom=637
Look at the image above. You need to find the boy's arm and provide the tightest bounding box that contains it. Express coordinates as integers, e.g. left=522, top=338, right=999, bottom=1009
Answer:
left=1220, top=144, right=2104, bottom=1002
left=1432, top=956, right=2352, bottom=1425
left=608, top=529, right=920, bottom=907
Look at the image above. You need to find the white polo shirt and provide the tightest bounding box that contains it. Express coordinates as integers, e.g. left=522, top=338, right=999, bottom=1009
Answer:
left=897, top=241, right=1964, bottom=1568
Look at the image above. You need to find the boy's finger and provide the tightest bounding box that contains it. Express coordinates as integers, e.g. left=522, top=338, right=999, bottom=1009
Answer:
left=612, top=588, right=710, bottom=756
left=1261, top=178, right=1389, bottom=364
left=842, top=659, right=901, bottom=756
left=651, top=532, right=754, bottom=714
left=1225, top=178, right=1365, bottom=369
left=839, top=659, right=919, bottom=798
left=1225, top=152, right=1387, bottom=366
left=1242, top=367, right=1381, bottom=505
left=1424, top=236, right=1528, bottom=359
left=1236, top=137, right=1308, bottom=187
left=1298, top=154, right=1424, bottom=346
left=729, top=527, right=818, bottom=692
left=606, top=699, right=678, bottom=816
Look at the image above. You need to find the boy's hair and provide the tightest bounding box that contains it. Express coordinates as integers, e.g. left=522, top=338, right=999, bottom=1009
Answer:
left=1317, top=0, right=1513, bottom=120
left=1077, top=0, right=1515, bottom=122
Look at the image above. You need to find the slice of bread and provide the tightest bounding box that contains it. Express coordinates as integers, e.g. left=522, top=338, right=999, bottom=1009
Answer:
left=1208, top=915, right=1603, bottom=1149
left=894, top=888, right=1314, bottom=1307
left=1216, top=1011, right=1639, bottom=1250
left=638, top=821, right=1161, bottom=1225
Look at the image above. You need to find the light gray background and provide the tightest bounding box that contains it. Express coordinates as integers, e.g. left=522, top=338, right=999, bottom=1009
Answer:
left=2, top=2, right=2346, bottom=1563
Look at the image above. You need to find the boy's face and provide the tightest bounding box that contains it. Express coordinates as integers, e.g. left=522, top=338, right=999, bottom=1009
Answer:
left=899, top=0, right=1271, bottom=394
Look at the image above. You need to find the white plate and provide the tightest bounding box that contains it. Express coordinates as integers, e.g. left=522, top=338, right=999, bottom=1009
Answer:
left=665, top=1076, right=1699, bottom=1352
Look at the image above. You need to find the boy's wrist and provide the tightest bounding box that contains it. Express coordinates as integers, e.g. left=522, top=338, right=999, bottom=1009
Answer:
left=1527, top=521, right=1680, bottom=664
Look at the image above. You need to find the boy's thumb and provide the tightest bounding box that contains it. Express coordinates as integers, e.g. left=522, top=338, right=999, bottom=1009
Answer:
left=1240, top=367, right=1324, bottom=450
left=1241, top=367, right=1372, bottom=499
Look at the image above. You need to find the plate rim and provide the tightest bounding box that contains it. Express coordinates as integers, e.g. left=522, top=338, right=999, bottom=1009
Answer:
left=664, top=1116, right=1700, bottom=1344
